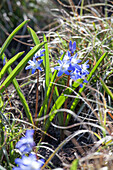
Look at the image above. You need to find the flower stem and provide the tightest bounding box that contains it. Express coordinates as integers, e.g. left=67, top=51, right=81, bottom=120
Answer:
left=61, top=75, right=70, bottom=141
left=35, top=69, right=39, bottom=124
left=64, top=75, right=70, bottom=124
left=47, top=74, right=65, bottom=115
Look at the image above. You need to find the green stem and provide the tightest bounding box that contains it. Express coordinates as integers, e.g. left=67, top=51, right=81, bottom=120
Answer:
left=64, top=75, right=70, bottom=124
left=35, top=69, right=39, bottom=124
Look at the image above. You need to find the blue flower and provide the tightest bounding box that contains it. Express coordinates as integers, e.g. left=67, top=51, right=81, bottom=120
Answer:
left=54, top=41, right=90, bottom=87
left=70, top=69, right=81, bottom=81
left=79, top=74, right=89, bottom=88
left=13, top=153, right=45, bottom=170
left=69, top=53, right=82, bottom=71
left=62, top=51, right=71, bottom=62
left=54, top=60, right=70, bottom=77
left=15, top=130, right=35, bottom=154
left=80, top=60, right=89, bottom=76
left=30, top=48, right=45, bottom=59
left=70, top=60, right=89, bottom=88
left=25, top=57, right=43, bottom=74
left=69, top=41, right=76, bottom=54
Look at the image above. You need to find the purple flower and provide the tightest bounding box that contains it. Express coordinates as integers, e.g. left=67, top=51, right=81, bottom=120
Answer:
left=69, top=41, right=76, bottom=54
left=25, top=57, right=43, bottom=74
left=13, top=153, right=45, bottom=170
left=54, top=60, right=70, bottom=77
left=15, top=130, right=35, bottom=154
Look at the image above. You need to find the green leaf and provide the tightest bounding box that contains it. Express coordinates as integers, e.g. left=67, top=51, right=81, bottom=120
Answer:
left=0, top=42, right=46, bottom=93
left=27, top=26, right=40, bottom=45
left=87, top=52, right=108, bottom=82
left=70, top=159, right=79, bottom=170
left=43, top=34, right=50, bottom=94
left=0, top=20, right=29, bottom=58
left=0, top=52, right=24, bottom=80
left=100, top=77, right=113, bottom=100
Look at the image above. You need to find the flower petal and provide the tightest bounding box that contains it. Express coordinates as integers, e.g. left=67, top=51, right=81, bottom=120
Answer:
left=37, top=66, right=42, bottom=71
left=32, top=69, right=36, bottom=74
left=38, top=59, right=43, bottom=64
left=26, top=130, right=34, bottom=137
left=25, top=65, right=32, bottom=70
left=58, top=70, right=63, bottom=76
left=69, top=41, right=72, bottom=51
left=72, top=41, right=76, bottom=53
left=54, top=66, right=60, bottom=70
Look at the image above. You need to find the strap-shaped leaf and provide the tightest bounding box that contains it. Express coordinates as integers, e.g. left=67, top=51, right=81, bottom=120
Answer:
left=0, top=20, right=29, bottom=58
left=0, top=52, right=24, bottom=80
left=43, top=34, right=50, bottom=93
left=27, top=26, right=40, bottom=45
left=0, top=42, right=46, bottom=93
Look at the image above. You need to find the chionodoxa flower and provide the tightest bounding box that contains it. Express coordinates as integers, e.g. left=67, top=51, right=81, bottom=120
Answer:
left=14, top=130, right=45, bottom=170
left=25, top=48, right=45, bottom=74
left=54, top=40, right=89, bottom=87
left=13, top=153, right=44, bottom=170
left=15, top=129, right=35, bottom=154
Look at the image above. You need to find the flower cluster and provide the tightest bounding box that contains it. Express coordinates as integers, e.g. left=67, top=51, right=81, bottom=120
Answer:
left=25, top=48, right=45, bottom=74
left=13, top=130, right=44, bottom=170
left=54, top=41, right=89, bottom=88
